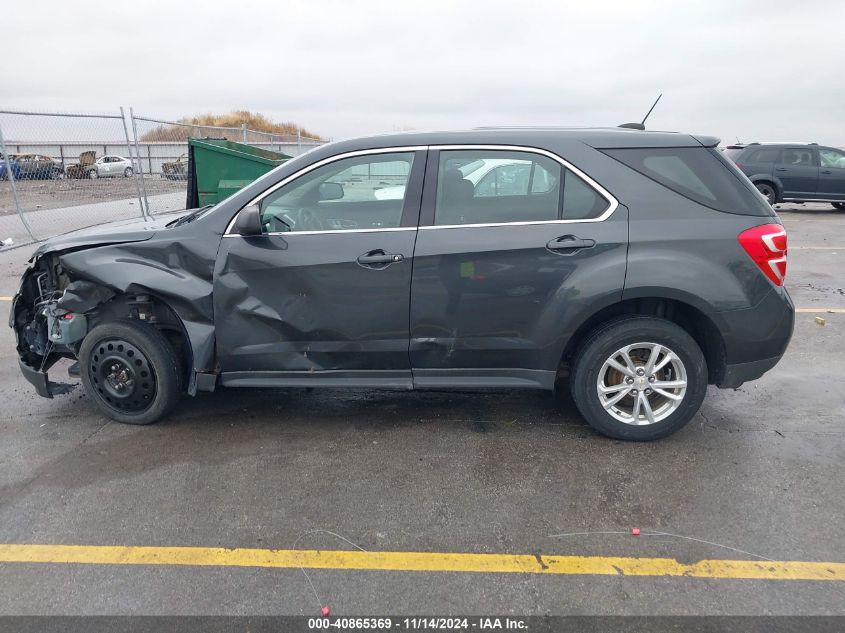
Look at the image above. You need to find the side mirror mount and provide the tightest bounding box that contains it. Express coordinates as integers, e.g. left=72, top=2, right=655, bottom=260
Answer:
left=234, top=203, right=263, bottom=236
left=318, top=181, right=344, bottom=201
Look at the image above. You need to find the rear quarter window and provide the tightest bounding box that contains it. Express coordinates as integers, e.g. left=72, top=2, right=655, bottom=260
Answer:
left=746, top=148, right=780, bottom=164
left=602, top=147, right=774, bottom=216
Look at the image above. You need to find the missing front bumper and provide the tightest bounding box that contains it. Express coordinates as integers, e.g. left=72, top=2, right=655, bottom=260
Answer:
left=18, top=358, right=53, bottom=398
left=18, top=358, right=77, bottom=399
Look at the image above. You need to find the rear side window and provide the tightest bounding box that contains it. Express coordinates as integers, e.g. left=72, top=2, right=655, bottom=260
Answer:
left=746, top=148, right=780, bottom=164
left=602, top=147, right=773, bottom=216
left=434, top=149, right=610, bottom=226
left=780, top=148, right=816, bottom=166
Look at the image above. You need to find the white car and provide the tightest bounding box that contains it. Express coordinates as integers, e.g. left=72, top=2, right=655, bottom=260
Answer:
left=373, top=157, right=556, bottom=200
left=89, top=155, right=135, bottom=179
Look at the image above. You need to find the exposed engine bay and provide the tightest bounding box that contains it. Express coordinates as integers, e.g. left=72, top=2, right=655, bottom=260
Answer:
left=12, top=252, right=191, bottom=397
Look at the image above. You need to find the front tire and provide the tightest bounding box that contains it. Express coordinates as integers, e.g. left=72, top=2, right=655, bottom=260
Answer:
left=88, top=169, right=98, bottom=179
left=833, top=202, right=845, bottom=211
left=79, top=320, right=182, bottom=425
left=570, top=316, right=707, bottom=441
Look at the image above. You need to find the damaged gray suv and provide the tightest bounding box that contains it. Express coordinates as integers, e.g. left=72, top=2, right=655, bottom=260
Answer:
left=11, top=128, right=794, bottom=440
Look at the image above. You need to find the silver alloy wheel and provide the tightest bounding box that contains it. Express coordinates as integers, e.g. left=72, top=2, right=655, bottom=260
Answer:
left=597, top=342, right=688, bottom=425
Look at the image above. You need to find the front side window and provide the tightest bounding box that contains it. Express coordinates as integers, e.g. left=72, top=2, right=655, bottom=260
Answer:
left=820, top=148, right=845, bottom=168
left=434, top=149, right=609, bottom=226
left=259, top=152, right=414, bottom=233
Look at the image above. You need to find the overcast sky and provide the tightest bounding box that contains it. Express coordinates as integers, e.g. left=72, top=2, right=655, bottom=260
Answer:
left=3, top=0, right=844, bottom=145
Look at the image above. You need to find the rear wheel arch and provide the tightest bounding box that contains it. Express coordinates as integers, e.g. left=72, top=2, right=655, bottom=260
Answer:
left=559, top=297, right=726, bottom=385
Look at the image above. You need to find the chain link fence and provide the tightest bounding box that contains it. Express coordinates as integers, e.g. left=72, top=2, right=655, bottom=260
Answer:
left=129, top=112, right=323, bottom=215
left=0, top=108, right=326, bottom=247
left=0, top=108, right=145, bottom=247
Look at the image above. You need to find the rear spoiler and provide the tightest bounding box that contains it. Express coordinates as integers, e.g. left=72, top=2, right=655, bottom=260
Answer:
left=691, top=135, right=721, bottom=148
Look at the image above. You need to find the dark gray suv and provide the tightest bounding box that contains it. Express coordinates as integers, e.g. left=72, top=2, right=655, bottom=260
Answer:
left=724, top=142, right=845, bottom=209
left=11, top=128, right=794, bottom=440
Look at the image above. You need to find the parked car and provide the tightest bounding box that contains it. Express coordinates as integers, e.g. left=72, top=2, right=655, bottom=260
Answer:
left=10, top=127, right=794, bottom=440
left=373, top=156, right=560, bottom=201
left=162, top=154, right=189, bottom=180
left=0, top=154, right=63, bottom=180
left=0, top=153, right=20, bottom=180
left=88, top=155, right=135, bottom=179
left=724, top=142, right=845, bottom=210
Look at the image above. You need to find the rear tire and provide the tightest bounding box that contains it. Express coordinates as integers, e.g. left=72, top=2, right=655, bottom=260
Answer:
left=755, top=182, right=777, bottom=205
left=79, top=320, right=182, bottom=425
left=570, top=316, right=707, bottom=441
left=124, top=167, right=133, bottom=177
left=833, top=202, right=845, bottom=210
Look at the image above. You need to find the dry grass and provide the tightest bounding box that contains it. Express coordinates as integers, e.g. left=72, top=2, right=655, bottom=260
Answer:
left=140, top=111, right=324, bottom=142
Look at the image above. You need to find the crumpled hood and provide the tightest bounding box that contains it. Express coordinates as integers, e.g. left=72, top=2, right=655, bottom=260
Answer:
left=31, top=214, right=178, bottom=258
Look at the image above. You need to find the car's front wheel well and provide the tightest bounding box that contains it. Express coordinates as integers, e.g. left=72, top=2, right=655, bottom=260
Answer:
left=560, top=298, right=726, bottom=385
left=86, top=292, right=193, bottom=390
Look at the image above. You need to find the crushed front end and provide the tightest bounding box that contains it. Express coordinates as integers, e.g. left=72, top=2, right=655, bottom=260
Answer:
left=10, top=253, right=110, bottom=397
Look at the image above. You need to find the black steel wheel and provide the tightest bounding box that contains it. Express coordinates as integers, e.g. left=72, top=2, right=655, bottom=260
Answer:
left=79, top=320, right=182, bottom=425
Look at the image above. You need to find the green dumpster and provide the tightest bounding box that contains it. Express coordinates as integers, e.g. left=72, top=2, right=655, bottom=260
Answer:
left=186, top=138, right=291, bottom=208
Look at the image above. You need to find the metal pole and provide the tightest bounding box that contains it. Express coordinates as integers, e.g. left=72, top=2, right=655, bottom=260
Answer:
left=129, top=107, right=151, bottom=217
left=0, top=121, right=37, bottom=242
left=242, top=123, right=247, bottom=143
left=297, top=130, right=302, bottom=155
left=121, top=107, right=147, bottom=220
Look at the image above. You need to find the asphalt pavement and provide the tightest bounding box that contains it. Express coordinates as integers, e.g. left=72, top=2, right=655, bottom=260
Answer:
left=0, top=203, right=842, bottom=617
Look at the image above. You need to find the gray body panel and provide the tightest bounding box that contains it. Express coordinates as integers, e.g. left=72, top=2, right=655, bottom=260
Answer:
left=12, top=127, right=794, bottom=397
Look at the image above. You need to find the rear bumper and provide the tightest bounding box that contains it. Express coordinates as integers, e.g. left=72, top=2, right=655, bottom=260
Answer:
left=714, top=287, right=794, bottom=388
left=717, top=356, right=782, bottom=389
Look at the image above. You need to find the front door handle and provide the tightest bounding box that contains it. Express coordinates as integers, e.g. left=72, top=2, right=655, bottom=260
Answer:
left=357, top=250, right=404, bottom=267
left=547, top=235, right=596, bottom=254
left=821, top=170, right=832, bottom=175
left=775, top=167, right=788, bottom=172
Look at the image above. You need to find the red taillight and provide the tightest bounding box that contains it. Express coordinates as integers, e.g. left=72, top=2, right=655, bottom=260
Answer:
left=738, top=224, right=787, bottom=286
left=735, top=162, right=744, bottom=170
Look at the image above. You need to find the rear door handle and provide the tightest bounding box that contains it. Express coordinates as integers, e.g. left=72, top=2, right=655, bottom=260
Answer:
left=821, top=170, right=832, bottom=175
left=775, top=167, right=788, bottom=172
left=547, top=236, right=596, bottom=254
left=357, top=250, right=404, bottom=267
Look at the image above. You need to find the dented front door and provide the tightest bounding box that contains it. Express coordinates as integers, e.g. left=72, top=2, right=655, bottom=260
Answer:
left=212, top=149, right=426, bottom=383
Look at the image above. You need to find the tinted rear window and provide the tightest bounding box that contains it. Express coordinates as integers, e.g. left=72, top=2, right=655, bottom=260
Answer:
left=746, top=148, right=780, bottom=164
left=602, top=147, right=774, bottom=216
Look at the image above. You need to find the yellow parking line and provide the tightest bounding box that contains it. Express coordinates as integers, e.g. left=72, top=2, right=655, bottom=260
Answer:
left=0, top=544, right=842, bottom=581
left=0, top=296, right=12, bottom=301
